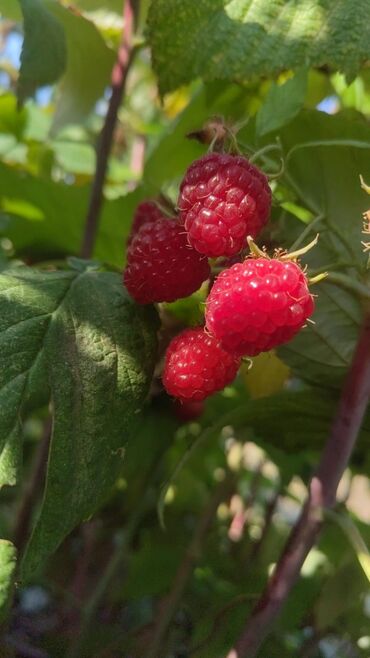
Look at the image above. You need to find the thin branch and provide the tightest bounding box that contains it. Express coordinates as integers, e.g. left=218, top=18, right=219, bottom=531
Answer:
left=145, top=477, right=235, bottom=658
left=227, top=308, right=370, bottom=658
left=13, top=417, right=52, bottom=554
left=80, top=0, right=134, bottom=259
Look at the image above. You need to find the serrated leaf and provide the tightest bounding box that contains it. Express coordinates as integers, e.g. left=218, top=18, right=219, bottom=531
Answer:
left=266, top=110, right=370, bottom=384
left=256, top=69, right=308, bottom=137
left=147, top=0, right=370, bottom=94
left=0, top=267, right=158, bottom=576
left=279, top=280, right=363, bottom=387
left=18, top=0, right=67, bottom=103
left=0, top=540, right=17, bottom=623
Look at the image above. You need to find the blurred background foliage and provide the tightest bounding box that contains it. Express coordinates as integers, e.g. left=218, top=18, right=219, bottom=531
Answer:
left=0, top=1, right=369, bottom=657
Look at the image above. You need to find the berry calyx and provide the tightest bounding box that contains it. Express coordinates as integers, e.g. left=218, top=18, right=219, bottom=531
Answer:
left=206, top=257, right=314, bottom=357
left=127, top=200, right=163, bottom=244
left=178, top=152, right=271, bottom=258
left=124, top=218, right=210, bottom=304
left=163, top=327, right=240, bottom=401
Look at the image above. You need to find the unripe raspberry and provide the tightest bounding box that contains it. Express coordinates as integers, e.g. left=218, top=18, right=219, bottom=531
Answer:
left=178, top=153, right=271, bottom=258
left=163, top=327, right=240, bottom=401
left=124, top=218, right=210, bottom=304
left=127, top=200, right=163, bottom=244
left=206, top=257, right=314, bottom=357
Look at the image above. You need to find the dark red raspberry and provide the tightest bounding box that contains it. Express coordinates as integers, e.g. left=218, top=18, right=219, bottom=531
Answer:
left=206, top=258, right=314, bottom=357
left=178, top=153, right=271, bottom=258
left=163, top=327, right=240, bottom=401
left=124, top=219, right=210, bottom=304
left=127, top=200, right=163, bottom=244
left=173, top=398, right=204, bottom=421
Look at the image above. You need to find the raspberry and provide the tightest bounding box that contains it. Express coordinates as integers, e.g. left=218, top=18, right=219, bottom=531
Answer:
left=124, top=218, right=210, bottom=304
left=206, top=258, right=314, bottom=357
left=127, top=200, right=163, bottom=244
left=163, top=328, right=240, bottom=401
left=178, top=153, right=271, bottom=258
left=173, top=398, right=204, bottom=421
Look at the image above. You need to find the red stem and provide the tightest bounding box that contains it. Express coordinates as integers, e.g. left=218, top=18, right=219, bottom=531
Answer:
left=80, top=0, right=134, bottom=259
left=227, top=309, right=370, bottom=658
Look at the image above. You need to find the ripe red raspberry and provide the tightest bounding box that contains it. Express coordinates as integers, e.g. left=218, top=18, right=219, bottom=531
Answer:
left=178, top=153, right=271, bottom=258
left=124, top=219, right=210, bottom=304
left=163, top=328, right=240, bottom=401
left=127, top=200, right=163, bottom=244
left=206, top=258, right=314, bottom=357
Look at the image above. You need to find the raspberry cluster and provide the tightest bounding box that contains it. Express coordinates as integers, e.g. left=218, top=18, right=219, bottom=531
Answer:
left=123, top=151, right=315, bottom=404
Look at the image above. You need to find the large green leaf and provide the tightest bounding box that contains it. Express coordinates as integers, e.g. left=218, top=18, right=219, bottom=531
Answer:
left=0, top=265, right=158, bottom=576
left=147, top=0, right=370, bottom=94
left=47, top=1, right=115, bottom=133
left=0, top=540, right=17, bottom=623
left=18, top=0, right=67, bottom=102
left=263, top=110, right=370, bottom=384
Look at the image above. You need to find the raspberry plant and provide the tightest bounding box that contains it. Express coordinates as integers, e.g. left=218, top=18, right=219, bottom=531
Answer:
left=0, top=2, right=369, bottom=658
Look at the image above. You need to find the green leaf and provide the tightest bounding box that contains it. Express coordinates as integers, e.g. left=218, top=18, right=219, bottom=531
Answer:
left=0, top=540, right=17, bottom=623
left=266, top=110, right=370, bottom=383
left=0, top=266, right=158, bottom=576
left=277, top=111, right=370, bottom=267
left=0, top=161, right=144, bottom=267
left=256, top=69, right=308, bottom=137
left=18, top=0, right=67, bottom=103
left=279, top=280, right=363, bottom=387
left=47, top=2, right=115, bottom=133
left=325, top=510, right=370, bottom=583
left=147, top=0, right=370, bottom=94
left=313, top=558, right=368, bottom=630
left=0, top=94, right=27, bottom=140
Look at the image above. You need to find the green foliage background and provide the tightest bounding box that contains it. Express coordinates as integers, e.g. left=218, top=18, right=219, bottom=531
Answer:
left=0, top=1, right=369, bottom=656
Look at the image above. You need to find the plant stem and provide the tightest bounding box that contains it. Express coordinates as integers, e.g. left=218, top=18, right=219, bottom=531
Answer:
left=80, top=0, right=134, bottom=259
left=227, top=308, right=370, bottom=658
left=13, top=418, right=52, bottom=554
left=145, top=477, right=235, bottom=658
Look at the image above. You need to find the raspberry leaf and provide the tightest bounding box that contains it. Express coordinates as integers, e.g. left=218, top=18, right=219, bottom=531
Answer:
left=17, top=0, right=67, bottom=103
left=0, top=267, right=158, bottom=578
left=147, top=0, right=370, bottom=94
left=256, top=69, right=308, bottom=137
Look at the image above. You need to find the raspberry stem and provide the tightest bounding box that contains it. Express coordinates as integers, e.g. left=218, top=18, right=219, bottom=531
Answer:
left=80, top=0, right=135, bottom=259
left=227, top=307, right=370, bottom=658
